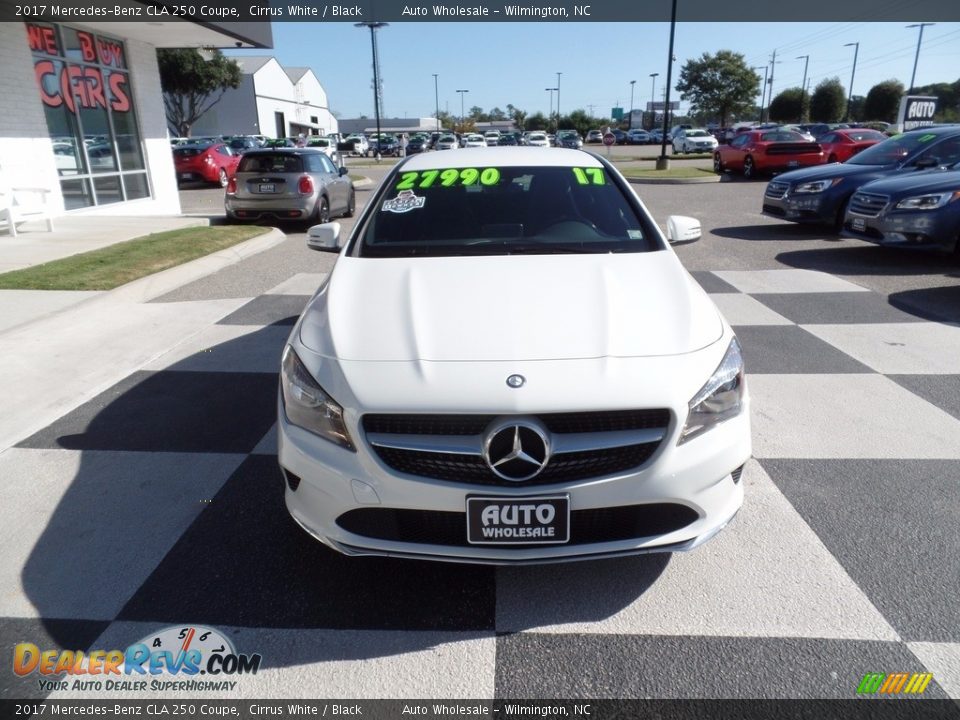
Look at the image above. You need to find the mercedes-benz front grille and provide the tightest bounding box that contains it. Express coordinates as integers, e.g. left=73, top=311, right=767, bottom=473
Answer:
left=362, top=410, right=671, bottom=487
left=849, top=192, right=889, bottom=218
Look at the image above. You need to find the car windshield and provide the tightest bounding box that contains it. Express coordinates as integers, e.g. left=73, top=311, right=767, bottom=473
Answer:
left=847, top=132, right=942, bottom=165
left=237, top=153, right=303, bottom=173
left=358, top=164, right=654, bottom=258
left=760, top=131, right=805, bottom=142
left=845, top=130, right=886, bottom=142
left=686, top=130, right=709, bottom=137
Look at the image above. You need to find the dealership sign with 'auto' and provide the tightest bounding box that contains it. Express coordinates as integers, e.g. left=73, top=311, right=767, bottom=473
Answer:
left=896, top=95, right=939, bottom=132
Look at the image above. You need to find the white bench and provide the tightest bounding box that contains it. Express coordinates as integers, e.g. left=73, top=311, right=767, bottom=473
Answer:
left=0, top=184, right=56, bottom=237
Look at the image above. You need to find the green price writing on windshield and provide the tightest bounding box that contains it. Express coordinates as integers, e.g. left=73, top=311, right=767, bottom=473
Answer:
left=396, top=167, right=501, bottom=190
left=572, top=168, right=605, bottom=185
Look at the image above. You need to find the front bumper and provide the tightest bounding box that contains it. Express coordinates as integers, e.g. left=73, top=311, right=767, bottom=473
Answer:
left=278, top=398, right=750, bottom=564
left=762, top=186, right=838, bottom=224
left=841, top=210, right=960, bottom=253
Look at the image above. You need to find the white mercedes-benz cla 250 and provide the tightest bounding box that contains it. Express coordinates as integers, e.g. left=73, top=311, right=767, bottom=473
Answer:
left=279, top=147, right=751, bottom=564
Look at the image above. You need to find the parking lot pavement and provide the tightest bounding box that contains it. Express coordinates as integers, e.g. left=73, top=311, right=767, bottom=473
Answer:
left=2, top=176, right=959, bottom=702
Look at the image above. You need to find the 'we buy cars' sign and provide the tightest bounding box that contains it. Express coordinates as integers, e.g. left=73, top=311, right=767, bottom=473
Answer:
left=896, top=96, right=938, bottom=132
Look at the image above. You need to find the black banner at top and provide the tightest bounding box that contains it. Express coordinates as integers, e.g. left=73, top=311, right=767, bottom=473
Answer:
left=1, top=0, right=959, bottom=22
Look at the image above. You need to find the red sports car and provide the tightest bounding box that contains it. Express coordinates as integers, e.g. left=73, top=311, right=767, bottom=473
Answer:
left=714, top=129, right=824, bottom=178
left=173, top=143, right=241, bottom=187
left=816, top=128, right=887, bottom=163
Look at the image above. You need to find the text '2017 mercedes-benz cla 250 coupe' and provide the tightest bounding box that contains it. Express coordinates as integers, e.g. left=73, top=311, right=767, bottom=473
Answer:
left=279, top=147, right=751, bottom=564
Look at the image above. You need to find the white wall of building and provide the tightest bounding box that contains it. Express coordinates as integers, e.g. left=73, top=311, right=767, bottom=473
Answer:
left=0, top=23, right=180, bottom=216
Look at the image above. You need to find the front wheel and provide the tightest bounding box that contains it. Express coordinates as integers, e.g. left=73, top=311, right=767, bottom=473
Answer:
left=344, top=189, right=356, bottom=218
left=828, top=153, right=838, bottom=163
left=743, top=156, right=756, bottom=179
left=713, top=153, right=724, bottom=173
left=217, top=167, right=228, bottom=187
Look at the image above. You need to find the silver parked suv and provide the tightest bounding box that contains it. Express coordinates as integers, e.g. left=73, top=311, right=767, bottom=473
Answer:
left=225, top=149, right=355, bottom=223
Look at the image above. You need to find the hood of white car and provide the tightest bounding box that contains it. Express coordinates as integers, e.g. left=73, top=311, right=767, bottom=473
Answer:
left=299, top=252, right=723, bottom=362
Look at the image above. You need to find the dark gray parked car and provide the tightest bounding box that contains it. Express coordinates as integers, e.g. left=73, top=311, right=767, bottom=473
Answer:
left=225, top=149, right=355, bottom=223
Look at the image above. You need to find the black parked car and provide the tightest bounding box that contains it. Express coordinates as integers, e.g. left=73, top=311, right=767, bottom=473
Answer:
left=497, top=133, right=520, bottom=146
left=761, top=126, right=960, bottom=230
left=841, top=165, right=960, bottom=254
left=406, top=136, right=428, bottom=154
left=612, top=129, right=628, bottom=145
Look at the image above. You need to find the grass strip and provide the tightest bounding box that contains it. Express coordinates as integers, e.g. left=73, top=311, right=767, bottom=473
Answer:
left=0, top=225, right=268, bottom=291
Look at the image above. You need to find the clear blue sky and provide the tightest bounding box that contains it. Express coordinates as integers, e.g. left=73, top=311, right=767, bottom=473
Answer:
left=227, top=22, right=960, bottom=120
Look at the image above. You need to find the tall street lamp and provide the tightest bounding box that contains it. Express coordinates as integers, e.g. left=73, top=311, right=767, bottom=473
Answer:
left=796, top=55, right=809, bottom=121
left=657, top=0, right=677, bottom=169
left=456, top=89, right=469, bottom=133
left=649, top=72, right=658, bottom=130
left=556, top=72, right=562, bottom=128
left=843, top=41, right=859, bottom=122
left=545, top=87, right=557, bottom=131
left=907, top=23, right=935, bottom=92
left=432, top=73, right=439, bottom=131
left=628, top=80, right=636, bottom=130
left=355, top=21, right=388, bottom=155
left=753, top=65, right=769, bottom=123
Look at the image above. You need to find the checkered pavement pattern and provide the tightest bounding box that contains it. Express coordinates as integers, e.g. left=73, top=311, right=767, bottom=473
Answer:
left=1, top=268, right=958, bottom=701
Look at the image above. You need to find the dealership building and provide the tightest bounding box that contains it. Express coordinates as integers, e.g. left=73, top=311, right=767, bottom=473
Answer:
left=0, top=10, right=272, bottom=216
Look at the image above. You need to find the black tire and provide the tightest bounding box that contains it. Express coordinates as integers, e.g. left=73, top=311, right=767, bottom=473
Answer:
left=743, top=156, right=755, bottom=179
left=713, top=153, right=724, bottom=174
left=317, top=196, right=331, bottom=224
left=833, top=197, right=850, bottom=233
left=828, top=153, right=838, bottom=163
left=344, top=189, right=356, bottom=218
left=217, top=167, right=228, bottom=188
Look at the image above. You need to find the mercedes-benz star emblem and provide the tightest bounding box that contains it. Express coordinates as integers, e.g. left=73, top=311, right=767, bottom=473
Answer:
left=506, top=374, right=525, bottom=388
left=483, top=419, right=550, bottom=481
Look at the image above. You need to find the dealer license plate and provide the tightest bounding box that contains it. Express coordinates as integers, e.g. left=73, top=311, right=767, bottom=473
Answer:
left=852, top=217, right=866, bottom=232
left=787, top=160, right=799, bottom=168
left=466, top=495, right=570, bottom=545
left=258, top=183, right=276, bottom=193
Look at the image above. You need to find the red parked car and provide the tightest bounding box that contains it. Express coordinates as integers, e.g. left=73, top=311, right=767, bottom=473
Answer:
left=714, top=129, right=824, bottom=178
left=816, top=128, right=887, bottom=163
left=173, top=143, right=241, bottom=187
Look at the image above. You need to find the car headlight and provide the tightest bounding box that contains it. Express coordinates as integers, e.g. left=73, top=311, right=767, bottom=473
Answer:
left=792, top=178, right=842, bottom=194
left=679, top=337, right=745, bottom=444
left=894, top=192, right=959, bottom=210
left=281, top=345, right=355, bottom=450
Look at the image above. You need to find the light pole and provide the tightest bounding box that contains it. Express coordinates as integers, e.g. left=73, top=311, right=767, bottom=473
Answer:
left=753, top=65, right=769, bottom=123
left=657, top=0, right=677, bottom=169
left=545, top=87, right=557, bottom=131
left=843, top=41, right=859, bottom=122
left=648, top=72, right=658, bottom=130
left=907, top=23, right=935, bottom=92
left=456, top=89, right=469, bottom=133
left=796, top=55, right=809, bottom=121
left=355, top=21, right=388, bottom=157
left=432, top=73, right=439, bottom=131
left=628, top=80, right=636, bottom=130
left=556, top=72, right=562, bottom=129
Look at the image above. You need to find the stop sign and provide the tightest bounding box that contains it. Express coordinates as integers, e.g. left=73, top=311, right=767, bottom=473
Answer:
left=602, top=133, right=616, bottom=146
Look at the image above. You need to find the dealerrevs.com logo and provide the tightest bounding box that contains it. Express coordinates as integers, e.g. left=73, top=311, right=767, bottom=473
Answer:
left=13, top=625, right=262, bottom=693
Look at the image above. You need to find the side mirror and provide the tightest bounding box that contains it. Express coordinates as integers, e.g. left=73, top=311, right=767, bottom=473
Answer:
left=666, top=215, right=702, bottom=244
left=339, top=166, right=349, bottom=176
left=306, top=222, right=342, bottom=252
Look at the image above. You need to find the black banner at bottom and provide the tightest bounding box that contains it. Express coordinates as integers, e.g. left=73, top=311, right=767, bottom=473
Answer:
left=3, top=700, right=960, bottom=720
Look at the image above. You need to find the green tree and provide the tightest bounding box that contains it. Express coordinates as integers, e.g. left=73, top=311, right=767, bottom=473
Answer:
left=434, top=110, right=454, bottom=130
left=768, top=87, right=807, bottom=123
left=525, top=112, right=548, bottom=131
left=158, top=49, right=242, bottom=137
left=507, top=104, right=526, bottom=131
left=846, top=95, right=866, bottom=122
left=810, top=78, right=846, bottom=122
left=913, top=79, right=959, bottom=122
left=675, top=50, right=760, bottom=128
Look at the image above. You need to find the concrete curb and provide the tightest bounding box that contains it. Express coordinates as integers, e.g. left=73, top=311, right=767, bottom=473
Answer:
left=626, top=175, right=721, bottom=185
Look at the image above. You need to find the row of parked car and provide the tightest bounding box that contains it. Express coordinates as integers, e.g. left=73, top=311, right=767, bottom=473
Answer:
left=760, top=125, right=960, bottom=255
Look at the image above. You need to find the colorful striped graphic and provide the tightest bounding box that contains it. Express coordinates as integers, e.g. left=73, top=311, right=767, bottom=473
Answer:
left=857, top=672, right=933, bottom=694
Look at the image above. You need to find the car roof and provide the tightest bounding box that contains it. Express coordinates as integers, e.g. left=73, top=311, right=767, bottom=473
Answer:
left=399, top=147, right=604, bottom=170
left=239, top=148, right=324, bottom=156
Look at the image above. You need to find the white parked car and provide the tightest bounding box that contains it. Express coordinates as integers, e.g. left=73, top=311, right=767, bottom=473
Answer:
left=673, top=129, right=719, bottom=154
left=526, top=132, right=549, bottom=148
left=464, top=134, right=486, bottom=148
left=435, top=134, right=458, bottom=151
left=345, top=134, right=369, bottom=156
left=483, top=130, right=501, bottom=147
left=280, top=147, right=751, bottom=564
